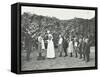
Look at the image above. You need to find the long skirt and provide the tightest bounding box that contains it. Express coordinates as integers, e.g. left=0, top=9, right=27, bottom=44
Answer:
left=68, top=42, right=74, bottom=53
left=46, top=40, right=55, bottom=58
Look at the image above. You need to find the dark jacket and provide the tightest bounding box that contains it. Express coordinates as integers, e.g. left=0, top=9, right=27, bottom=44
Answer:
left=62, top=37, right=68, bottom=49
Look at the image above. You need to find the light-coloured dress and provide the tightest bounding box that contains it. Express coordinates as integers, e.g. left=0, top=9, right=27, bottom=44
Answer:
left=46, top=34, right=55, bottom=58
left=38, top=36, right=45, bottom=51
left=68, top=41, right=74, bottom=53
left=58, top=37, right=63, bottom=53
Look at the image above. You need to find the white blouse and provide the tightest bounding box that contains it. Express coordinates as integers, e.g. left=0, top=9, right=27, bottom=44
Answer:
left=59, top=37, right=63, bottom=45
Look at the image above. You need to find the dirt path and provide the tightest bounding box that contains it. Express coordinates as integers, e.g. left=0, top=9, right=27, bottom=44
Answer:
left=21, top=47, right=95, bottom=71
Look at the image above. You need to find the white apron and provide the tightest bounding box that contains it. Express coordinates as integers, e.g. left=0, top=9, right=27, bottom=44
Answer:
left=46, top=34, right=55, bottom=58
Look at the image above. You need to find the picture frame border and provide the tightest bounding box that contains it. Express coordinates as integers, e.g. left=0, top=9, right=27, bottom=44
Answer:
left=11, top=2, right=98, bottom=74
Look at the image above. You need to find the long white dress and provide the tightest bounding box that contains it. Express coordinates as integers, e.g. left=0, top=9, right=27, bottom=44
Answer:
left=68, top=41, right=74, bottom=53
left=46, top=34, right=55, bottom=58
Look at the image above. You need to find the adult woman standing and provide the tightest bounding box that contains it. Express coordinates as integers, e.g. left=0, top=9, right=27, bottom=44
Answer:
left=46, top=31, right=55, bottom=59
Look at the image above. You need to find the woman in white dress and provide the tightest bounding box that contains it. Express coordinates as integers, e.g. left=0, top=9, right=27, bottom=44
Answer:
left=46, top=33, right=55, bottom=58
left=68, top=38, right=74, bottom=57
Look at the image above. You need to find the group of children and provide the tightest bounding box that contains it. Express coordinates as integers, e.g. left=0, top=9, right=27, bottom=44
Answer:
left=37, top=31, right=91, bottom=62
left=58, top=35, right=91, bottom=62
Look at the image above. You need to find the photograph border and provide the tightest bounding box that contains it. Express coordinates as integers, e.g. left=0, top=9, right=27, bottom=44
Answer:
left=15, top=2, right=98, bottom=74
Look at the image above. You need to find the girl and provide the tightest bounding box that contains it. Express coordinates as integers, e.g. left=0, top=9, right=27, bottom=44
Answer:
left=68, top=38, right=74, bottom=57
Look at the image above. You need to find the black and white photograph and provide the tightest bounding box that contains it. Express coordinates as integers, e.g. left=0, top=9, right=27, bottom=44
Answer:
left=21, top=5, right=97, bottom=71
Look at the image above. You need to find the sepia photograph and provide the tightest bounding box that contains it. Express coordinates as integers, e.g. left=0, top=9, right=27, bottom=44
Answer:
left=21, top=5, right=96, bottom=71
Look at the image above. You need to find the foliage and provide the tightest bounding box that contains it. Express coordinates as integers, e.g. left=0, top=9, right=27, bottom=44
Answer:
left=21, top=12, right=95, bottom=48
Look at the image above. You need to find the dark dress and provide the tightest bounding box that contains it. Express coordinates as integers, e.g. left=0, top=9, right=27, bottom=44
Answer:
left=44, top=34, right=48, bottom=49
left=62, top=37, right=68, bottom=56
